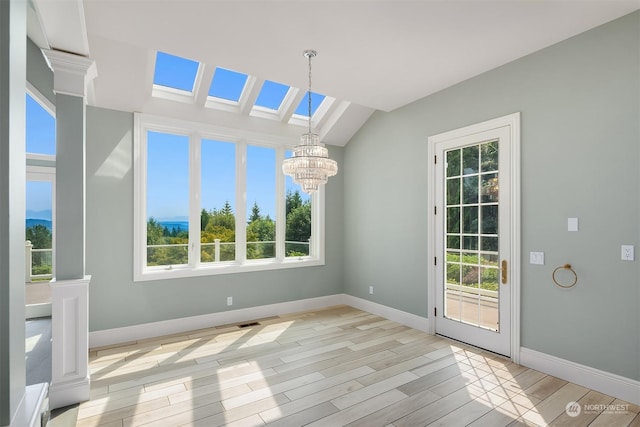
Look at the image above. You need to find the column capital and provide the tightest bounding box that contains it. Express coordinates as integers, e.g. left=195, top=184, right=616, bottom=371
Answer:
left=42, top=49, right=97, bottom=98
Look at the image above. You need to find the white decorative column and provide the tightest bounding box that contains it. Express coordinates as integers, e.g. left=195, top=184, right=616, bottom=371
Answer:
left=48, top=276, right=90, bottom=409
left=42, top=49, right=96, bottom=409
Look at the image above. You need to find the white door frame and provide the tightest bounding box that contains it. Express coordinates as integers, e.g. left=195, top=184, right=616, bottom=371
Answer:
left=427, top=112, right=521, bottom=363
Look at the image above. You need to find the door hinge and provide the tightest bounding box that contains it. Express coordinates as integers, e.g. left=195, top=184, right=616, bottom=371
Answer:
left=434, top=307, right=437, bottom=316
left=434, top=155, right=437, bottom=164
left=434, top=257, right=437, bottom=266
left=434, top=206, right=437, bottom=215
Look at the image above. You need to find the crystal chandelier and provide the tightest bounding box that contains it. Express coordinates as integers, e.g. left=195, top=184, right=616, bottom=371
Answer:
left=282, top=50, right=338, bottom=194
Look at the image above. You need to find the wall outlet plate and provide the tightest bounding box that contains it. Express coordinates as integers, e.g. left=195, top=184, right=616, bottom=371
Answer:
left=621, top=245, right=634, bottom=261
left=227, top=296, right=233, bottom=306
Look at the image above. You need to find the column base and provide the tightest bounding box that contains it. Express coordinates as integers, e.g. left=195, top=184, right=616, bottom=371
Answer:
left=49, top=376, right=90, bottom=410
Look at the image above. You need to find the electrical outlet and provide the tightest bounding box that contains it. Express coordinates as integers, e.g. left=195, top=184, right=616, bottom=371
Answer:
left=369, top=286, right=374, bottom=295
left=621, top=245, right=634, bottom=261
left=227, top=296, right=233, bottom=306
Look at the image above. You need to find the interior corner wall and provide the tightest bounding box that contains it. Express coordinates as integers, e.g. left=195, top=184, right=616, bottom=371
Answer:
left=26, top=37, right=54, bottom=104
left=84, top=106, right=345, bottom=332
left=343, top=11, right=640, bottom=381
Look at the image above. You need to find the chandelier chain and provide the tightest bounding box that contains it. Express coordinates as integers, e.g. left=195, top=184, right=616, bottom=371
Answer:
left=307, top=51, right=312, bottom=134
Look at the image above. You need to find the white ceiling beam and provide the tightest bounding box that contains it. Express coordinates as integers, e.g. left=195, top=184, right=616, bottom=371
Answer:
left=240, top=77, right=263, bottom=115
left=280, top=89, right=305, bottom=124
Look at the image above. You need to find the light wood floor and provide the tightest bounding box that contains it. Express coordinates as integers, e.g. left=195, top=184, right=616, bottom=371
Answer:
left=78, top=306, right=639, bottom=427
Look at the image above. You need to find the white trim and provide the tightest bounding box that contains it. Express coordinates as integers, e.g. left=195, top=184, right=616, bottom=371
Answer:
left=520, top=347, right=640, bottom=406
left=89, top=294, right=345, bottom=348
left=41, top=49, right=96, bottom=98
left=49, top=275, right=91, bottom=409
left=341, top=295, right=430, bottom=333
left=89, top=294, right=430, bottom=348
left=25, top=303, right=51, bottom=319
left=427, top=112, right=521, bottom=362
left=26, top=81, right=55, bottom=117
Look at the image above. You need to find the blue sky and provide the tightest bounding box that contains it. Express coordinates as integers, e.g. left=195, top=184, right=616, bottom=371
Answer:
left=26, top=94, right=55, bottom=221
left=25, top=52, right=312, bottom=223
left=146, top=131, right=306, bottom=221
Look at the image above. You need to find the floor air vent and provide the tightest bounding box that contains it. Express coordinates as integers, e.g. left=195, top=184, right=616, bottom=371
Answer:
left=238, top=322, right=260, bottom=328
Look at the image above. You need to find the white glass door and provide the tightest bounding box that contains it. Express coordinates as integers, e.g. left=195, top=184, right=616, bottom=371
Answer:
left=434, top=125, right=512, bottom=356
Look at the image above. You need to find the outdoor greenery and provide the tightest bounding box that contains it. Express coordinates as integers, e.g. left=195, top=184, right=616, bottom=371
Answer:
left=147, top=190, right=311, bottom=266
left=446, top=253, right=499, bottom=291
left=26, top=224, right=53, bottom=276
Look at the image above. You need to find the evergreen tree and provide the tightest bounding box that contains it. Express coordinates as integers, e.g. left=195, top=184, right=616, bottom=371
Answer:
left=249, top=202, right=261, bottom=223
left=146, top=217, right=165, bottom=245
left=286, top=190, right=303, bottom=216
left=201, top=208, right=210, bottom=231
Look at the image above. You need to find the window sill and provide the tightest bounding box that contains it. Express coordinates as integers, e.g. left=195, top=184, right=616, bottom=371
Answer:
left=134, top=257, right=324, bottom=282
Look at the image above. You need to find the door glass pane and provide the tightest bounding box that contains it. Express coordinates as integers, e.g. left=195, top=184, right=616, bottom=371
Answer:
left=146, top=131, right=189, bottom=266
left=246, top=145, right=276, bottom=260
left=201, top=139, right=236, bottom=263
left=462, top=176, right=478, bottom=204
left=444, top=140, right=500, bottom=332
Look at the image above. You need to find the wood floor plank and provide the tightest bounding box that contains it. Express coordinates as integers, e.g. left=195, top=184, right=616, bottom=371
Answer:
left=259, top=380, right=363, bottom=423
left=77, top=306, right=636, bottom=427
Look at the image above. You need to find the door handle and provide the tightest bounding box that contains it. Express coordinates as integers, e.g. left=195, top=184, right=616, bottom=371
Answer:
left=501, top=260, right=507, bottom=284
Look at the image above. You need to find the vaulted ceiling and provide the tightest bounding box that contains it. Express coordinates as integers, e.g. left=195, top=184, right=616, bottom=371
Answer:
left=28, top=0, right=639, bottom=146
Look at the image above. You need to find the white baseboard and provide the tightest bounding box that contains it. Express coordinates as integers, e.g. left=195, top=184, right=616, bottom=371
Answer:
left=520, top=347, right=640, bottom=406
left=26, top=303, right=51, bottom=319
left=341, top=295, right=430, bottom=333
left=89, top=294, right=345, bottom=348
left=49, top=375, right=90, bottom=410
left=89, top=294, right=430, bottom=348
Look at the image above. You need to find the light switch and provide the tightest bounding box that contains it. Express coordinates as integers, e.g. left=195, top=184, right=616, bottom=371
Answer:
left=568, top=218, right=579, bottom=232
left=622, top=245, right=634, bottom=261
left=530, top=252, right=545, bottom=265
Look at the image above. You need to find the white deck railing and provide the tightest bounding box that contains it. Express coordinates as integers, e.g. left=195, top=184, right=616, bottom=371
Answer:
left=25, top=240, right=53, bottom=282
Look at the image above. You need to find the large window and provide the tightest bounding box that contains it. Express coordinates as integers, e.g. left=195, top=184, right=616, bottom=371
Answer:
left=25, top=89, right=56, bottom=283
left=134, top=113, right=325, bottom=281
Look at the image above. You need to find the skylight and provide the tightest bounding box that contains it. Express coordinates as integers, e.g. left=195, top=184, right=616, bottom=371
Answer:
left=254, top=80, right=290, bottom=110
left=294, top=92, right=326, bottom=117
left=153, top=51, right=200, bottom=92
left=209, top=68, right=249, bottom=102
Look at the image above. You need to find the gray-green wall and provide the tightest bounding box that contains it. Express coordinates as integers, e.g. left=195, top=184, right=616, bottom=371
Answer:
left=344, top=12, right=640, bottom=381
left=85, top=107, right=344, bottom=331
left=0, top=1, right=26, bottom=425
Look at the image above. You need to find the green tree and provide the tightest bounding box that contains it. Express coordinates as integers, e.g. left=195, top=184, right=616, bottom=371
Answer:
left=286, top=190, right=303, bottom=216
left=26, top=224, right=52, bottom=249
left=201, top=208, right=210, bottom=231
left=209, top=201, right=235, bottom=231
left=286, top=203, right=311, bottom=242
left=249, top=202, right=261, bottom=223
left=146, top=217, right=165, bottom=245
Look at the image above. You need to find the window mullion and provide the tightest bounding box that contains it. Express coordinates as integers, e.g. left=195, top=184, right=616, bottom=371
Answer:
left=236, top=141, right=247, bottom=263
left=189, top=133, right=201, bottom=267
left=275, top=147, right=286, bottom=261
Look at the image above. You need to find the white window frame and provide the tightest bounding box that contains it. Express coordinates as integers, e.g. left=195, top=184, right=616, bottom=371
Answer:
left=133, top=113, right=326, bottom=282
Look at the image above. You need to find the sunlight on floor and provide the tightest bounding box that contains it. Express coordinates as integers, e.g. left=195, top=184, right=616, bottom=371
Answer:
left=25, top=333, right=43, bottom=353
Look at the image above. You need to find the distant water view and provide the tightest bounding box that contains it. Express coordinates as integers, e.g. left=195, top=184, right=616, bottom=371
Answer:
left=158, top=221, right=188, bottom=232
left=26, top=219, right=189, bottom=233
